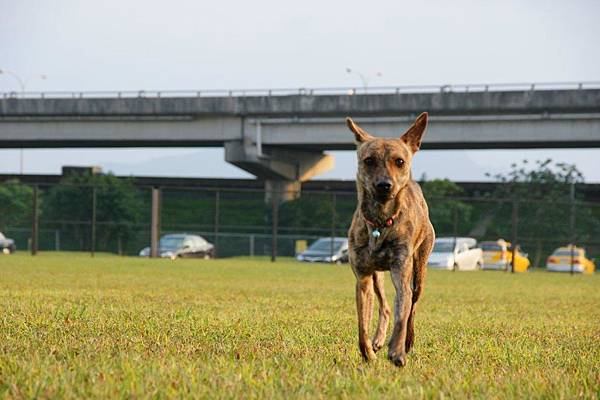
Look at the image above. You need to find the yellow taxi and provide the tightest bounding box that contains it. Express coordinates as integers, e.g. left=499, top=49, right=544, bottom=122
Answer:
left=480, top=239, right=530, bottom=272
left=546, top=246, right=595, bottom=274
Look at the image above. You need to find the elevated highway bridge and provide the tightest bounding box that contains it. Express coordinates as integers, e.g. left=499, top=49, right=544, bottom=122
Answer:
left=2, top=82, right=599, bottom=197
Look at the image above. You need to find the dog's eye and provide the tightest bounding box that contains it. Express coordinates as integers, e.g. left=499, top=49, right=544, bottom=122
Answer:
left=395, top=158, right=405, bottom=167
left=364, top=157, right=375, bottom=166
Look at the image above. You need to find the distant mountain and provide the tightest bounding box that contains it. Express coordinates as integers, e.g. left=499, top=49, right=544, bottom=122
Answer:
left=317, top=150, right=494, bottom=181
left=103, top=149, right=254, bottom=178
left=2, top=147, right=597, bottom=183
left=102, top=148, right=492, bottom=181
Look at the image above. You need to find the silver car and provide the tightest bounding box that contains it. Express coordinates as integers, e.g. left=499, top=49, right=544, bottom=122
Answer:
left=296, top=237, right=349, bottom=264
left=139, top=233, right=214, bottom=259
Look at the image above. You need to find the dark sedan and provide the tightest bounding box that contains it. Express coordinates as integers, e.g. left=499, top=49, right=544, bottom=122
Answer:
left=296, top=237, right=349, bottom=264
left=139, top=233, right=214, bottom=259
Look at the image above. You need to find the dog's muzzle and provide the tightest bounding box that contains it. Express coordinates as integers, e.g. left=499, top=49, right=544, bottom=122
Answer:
left=374, top=180, right=393, bottom=202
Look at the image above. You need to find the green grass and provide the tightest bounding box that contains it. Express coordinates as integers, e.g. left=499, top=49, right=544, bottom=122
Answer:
left=1, top=253, right=599, bottom=399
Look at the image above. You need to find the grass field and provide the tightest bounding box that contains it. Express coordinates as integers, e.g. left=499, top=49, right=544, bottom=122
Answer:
left=1, top=253, right=599, bottom=399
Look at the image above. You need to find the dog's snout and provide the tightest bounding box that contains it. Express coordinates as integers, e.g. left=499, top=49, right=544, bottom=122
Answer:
left=376, top=180, right=393, bottom=192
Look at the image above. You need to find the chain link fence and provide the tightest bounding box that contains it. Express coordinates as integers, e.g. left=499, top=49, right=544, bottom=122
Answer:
left=1, top=180, right=599, bottom=268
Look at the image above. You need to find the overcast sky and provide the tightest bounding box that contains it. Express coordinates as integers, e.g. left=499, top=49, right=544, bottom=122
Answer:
left=1, top=0, right=599, bottom=181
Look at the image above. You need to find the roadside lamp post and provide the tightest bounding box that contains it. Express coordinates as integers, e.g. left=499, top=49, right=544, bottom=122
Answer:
left=345, top=68, right=382, bottom=93
left=0, top=69, right=47, bottom=174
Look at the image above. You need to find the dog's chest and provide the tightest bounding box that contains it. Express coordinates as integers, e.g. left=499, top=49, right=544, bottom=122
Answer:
left=354, top=238, right=407, bottom=272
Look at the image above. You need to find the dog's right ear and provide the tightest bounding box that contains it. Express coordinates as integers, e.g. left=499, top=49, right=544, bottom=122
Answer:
left=346, top=117, right=372, bottom=144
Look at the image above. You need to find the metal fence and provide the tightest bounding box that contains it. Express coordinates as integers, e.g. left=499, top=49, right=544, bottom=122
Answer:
left=3, top=81, right=600, bottom=99
left=1, top=181, right=599, bottom=268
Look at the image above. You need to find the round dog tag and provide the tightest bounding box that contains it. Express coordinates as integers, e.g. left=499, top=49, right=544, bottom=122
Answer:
left=372, top=229, right=381, bottom=238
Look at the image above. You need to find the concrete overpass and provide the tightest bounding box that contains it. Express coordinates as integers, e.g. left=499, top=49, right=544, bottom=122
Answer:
left=2, top=82, right=600, bottom=197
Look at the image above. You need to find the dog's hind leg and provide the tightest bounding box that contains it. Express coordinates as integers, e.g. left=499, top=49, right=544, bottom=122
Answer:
left=372, top=271, right=391, bottom=353
left=406, top=235, right=434, bottom=353
left=405, top=304, right=417, bottom=354
left=355, top=274, right=376, bottom=361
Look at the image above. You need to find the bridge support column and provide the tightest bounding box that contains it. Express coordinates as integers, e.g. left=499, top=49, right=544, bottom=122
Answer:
left=224, top=140, right=334, bottom=202
left=264, top=180, right=301, bottom=203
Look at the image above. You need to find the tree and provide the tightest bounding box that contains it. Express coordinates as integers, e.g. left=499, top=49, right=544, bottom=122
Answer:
left=486, top=159, right=599, bottom=267
left=420, top=179, right=473, bottom=236
left=278, top=193, right=337, bottom=234
left=0, top=180, right=34, bottom=229
left=486, top=159, right=583, bottom=199
left=43, top=172, right=143, bottom=253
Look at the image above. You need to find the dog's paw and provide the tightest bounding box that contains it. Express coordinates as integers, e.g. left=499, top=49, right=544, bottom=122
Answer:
left=365, top=350, right=377, bottom=362
left=372, top=342, right=383, bottom=353
left=387, top=351, right=407, bottom=367
left=361, top=348, right=377, bottom=362
left=372, top=336, right=385, bottom=353
left=360, top=341, right=377, bottom=361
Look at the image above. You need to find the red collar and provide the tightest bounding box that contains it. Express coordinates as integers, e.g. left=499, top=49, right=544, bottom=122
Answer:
left=363, top=209, right=401, bottom=229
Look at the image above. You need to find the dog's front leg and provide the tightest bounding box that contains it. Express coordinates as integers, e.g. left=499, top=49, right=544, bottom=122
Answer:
left=372, top=271, right=391, bottom=353
left=388, top=256, right=413, bottom=367
left=355, top=274, right=376, bottom=361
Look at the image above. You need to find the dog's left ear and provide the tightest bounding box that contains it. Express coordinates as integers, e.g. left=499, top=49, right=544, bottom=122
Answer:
left=400, top=112, right=428, bottom=153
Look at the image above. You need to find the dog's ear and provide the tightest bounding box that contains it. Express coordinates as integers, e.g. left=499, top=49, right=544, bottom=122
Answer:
left=401, top=112, right=428, bottom=153
left=346, top=117, right=372, bottom=144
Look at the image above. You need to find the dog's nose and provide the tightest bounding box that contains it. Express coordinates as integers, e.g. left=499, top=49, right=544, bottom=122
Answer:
left=376, top=181, right=393, bottom=192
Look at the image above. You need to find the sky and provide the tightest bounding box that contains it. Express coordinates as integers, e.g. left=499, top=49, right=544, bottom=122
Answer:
left=1, top=0, right=599, bottom=181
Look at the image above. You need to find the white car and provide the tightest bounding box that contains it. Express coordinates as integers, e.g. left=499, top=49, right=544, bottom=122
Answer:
left=0, top=232, right=16, bottom=254
left=427, top=237, right=483, bottom=271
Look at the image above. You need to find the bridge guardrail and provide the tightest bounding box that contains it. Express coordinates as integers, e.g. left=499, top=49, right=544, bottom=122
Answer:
left=2, top=81, right=600, bottom=100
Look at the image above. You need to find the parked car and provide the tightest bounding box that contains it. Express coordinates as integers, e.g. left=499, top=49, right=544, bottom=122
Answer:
left=296, top=237, right=349, bottom=264
left=139, top=233, right=214, bottom=259
left=0, top=232, right=16, bottom=254
left=546, top=246, right=595, bottom=274
left=427, top=237, right=483, bottom=271
left=480, top=239, right=530, bottom=272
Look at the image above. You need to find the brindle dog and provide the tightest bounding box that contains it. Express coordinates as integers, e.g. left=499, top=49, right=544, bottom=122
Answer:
left=346, top=113, right=435, bottom=367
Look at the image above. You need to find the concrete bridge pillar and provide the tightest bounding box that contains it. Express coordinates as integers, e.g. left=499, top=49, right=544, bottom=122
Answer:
left=224, top=140, right=334, bottom=202
left=264, top=180, right=301, bottom=203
